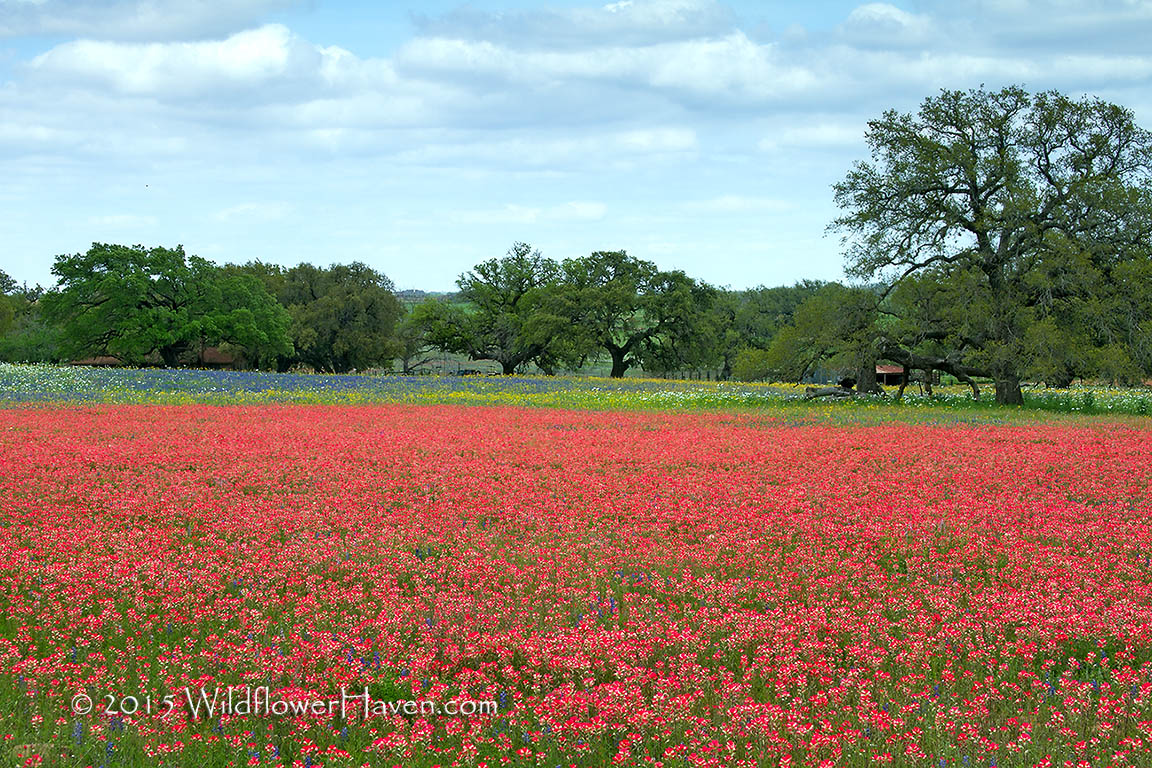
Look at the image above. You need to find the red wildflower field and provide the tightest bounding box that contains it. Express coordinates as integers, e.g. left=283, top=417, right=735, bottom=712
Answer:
left=1, top=405, right=1151, bottom=768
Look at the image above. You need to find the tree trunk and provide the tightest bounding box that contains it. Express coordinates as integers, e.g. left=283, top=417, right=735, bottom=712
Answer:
left=805, top=385, right=855, bottom=400
left=159, top=345, right=182, bottom=368
left=855, top=359, right=881, bottom=394
left=501, top=360, right=517, bottom=375
left=994, top=376, right=1024, bottom=405
left=894, top=367, right=910, bottom=401
left=986, top=269, right=1023, bottom=406
left=608, top=347, right=629, bottom=378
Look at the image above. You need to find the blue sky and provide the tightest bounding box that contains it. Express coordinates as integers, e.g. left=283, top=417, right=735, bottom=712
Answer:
left=2, top=0, right=1151, bottom=291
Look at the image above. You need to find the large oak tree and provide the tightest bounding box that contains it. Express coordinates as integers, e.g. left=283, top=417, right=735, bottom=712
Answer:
left=413, top=242, right=563, bottom=374
left=550, top=250, right=716, bottom=378
left=43, top=243, right=292, bottom=367
left=832, top=86, right=1152, bottom=404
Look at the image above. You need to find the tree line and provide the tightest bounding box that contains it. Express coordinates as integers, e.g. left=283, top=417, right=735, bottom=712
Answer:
left=0, top=242, right=818, bottom=380
left=2, top=85, right=1150, bottom=404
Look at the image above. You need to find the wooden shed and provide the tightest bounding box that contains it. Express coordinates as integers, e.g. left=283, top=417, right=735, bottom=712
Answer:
left=875, top=364, right=905, bottom=386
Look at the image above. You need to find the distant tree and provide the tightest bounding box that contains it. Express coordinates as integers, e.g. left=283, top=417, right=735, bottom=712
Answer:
left=832, top=85, right=1152, bottom=403
left=409, top=297, right=470, bottom=366
left=730, top=348, right=774, bottom=382
left=875, top=270, right=989, bottom=397
left=764, top=284, right=883, bottom=391
left=243, top=261, right=405, bottom=373
left=768, top=260, right=1152, bottom=399
left=550, top=250, right=716, bottom=378
left=42, top=243, right=291, bottom=367
left=0, top=271, right=63, bottom=363
left=209, top=265, right=296, bottom=369
left=712, top=281, right=826, bottom=379
left=624, top=270, right=719, bottom=376
left=416, top=243, right=562, bottom=374
left=0, top=270, right=15, bottom=339
left=394, top=310, right=438, bottom=375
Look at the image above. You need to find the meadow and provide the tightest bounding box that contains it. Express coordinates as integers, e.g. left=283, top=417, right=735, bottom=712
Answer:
left=2, top=368, right=1152, bottom=767
left=2, top=363, right=1151, bottom=417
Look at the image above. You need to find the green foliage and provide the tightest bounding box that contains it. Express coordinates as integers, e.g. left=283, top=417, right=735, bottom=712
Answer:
left=394, top=311, right=438, bottom=375
left=0, top=269, right=16, bottom=296
left=413, top=243, right=563, bottom=374
left=0, top=269, right=17, bottom=340
left=409, top=297, right=469, bottom=356
left=0, top=297, right=13, bottom=341
left=711, top=281, right=826, bottom=379
left=832, top=85, right=1152, bottom=403
left=41, top=244, right=292, bottom=367
left=732, top=282, right=826, bottom=350
left=410, top=247, right=718, bottom=377
left=730, top=347, right=773, bottom=381
left=244, top=261, right=404, bottom=373
left=0, top=274, right=64, bottom=363
left=210, top=266, right=295, bottom=368
left=0, top=313, right=64, bottom=363
left=765, top=284, right=881, bottom=386
left=548, top=250, right=716, bottom=377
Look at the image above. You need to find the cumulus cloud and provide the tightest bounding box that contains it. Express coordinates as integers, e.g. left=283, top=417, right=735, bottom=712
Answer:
left=0, top=0, right=300, bottom=41
left=838, top=3, right=938, bottom=48
left=26, top=25, right=378, bottom=103
left=2, top=1, right=1148, bottom=183
left=907, top=0, right=1152, bottom=53
left=14, top=1, right=1151, bottom=150
left=0, top=119, right=80, bottom=147
left=395, top=31, right=823, bottom=106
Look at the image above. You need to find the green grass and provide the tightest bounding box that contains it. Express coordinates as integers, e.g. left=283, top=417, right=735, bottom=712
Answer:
left=1, top=363, right=1150, bottom=422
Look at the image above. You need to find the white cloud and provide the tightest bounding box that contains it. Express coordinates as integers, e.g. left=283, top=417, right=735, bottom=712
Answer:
left=0, top=0, right=300, bottom=41
left=3, top=0, right=1152, bottom=291
left=550, top=201, right=608, bottom=220
left=27, top=25, right=363, bottom=101
left=613, top=128, right=697, bottom=151
left=0, top=120, right=80, bottom=146
left=886, top=1, right=1152, bottom=54
left=395, top=32, right=824, bottom=105
left=15, top=2, right=1149, bottom=157
left=839, top=3, right=938, bottom=47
